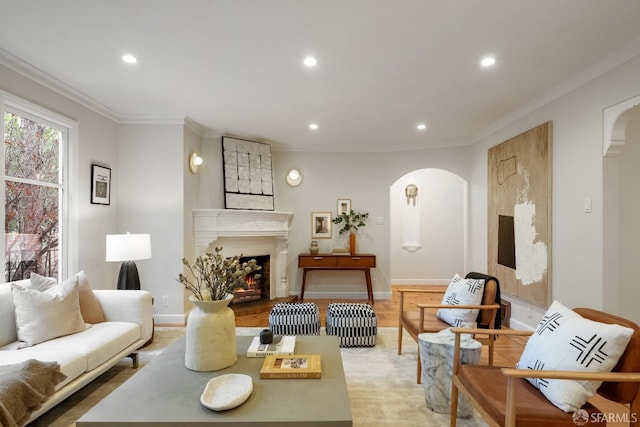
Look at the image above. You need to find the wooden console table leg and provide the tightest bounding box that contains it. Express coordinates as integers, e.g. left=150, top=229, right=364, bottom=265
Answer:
left=364, top=268, right=374, bottom=305
left=301, top=268, right=308, bottom=302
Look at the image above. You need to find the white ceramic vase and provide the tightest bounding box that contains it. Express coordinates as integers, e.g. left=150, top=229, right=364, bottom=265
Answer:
left=185, top=293, right=237, bottom=371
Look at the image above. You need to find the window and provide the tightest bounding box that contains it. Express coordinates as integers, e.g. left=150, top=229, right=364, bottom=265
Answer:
left=2, top=94, right=72, bottom=282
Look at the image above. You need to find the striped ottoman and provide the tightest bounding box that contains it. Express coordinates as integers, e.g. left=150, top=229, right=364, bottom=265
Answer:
left=325, top=303, right=377, bottom=347
left=268, top=302, right=321, bottom=336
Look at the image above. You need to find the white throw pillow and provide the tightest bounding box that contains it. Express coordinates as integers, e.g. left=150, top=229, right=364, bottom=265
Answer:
left=28, top=272, right=57, bottom=291
left=516, top=300, right=634, bottom=412
left=436, top=274, right=485, bottom=327
left=11, top=276, right=86, bottom=348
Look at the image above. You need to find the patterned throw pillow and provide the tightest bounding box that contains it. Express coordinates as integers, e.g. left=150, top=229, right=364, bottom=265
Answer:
left=516, top=300, right=634, bottom=412
left=436, top=274, right=485, bottom=327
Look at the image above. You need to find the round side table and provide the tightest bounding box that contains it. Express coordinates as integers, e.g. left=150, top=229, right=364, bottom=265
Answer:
left=418, top=328, right=481, bottom=418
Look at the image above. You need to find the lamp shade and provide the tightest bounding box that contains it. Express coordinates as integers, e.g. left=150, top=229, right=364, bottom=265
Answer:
left=106, top=233, right=152, bottom=262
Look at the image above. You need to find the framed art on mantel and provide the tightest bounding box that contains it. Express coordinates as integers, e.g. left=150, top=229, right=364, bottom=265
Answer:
left=222, top=136, right=274, bottom=210
left=91, top=164, right=111, bottom=205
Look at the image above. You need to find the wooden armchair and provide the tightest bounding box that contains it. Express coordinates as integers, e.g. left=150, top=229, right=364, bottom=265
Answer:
left=397, top=272, right=501, bottom=383
left=450, top=308, right=640, bottom=427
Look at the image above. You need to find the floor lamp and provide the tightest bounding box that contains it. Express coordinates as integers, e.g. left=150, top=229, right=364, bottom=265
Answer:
left=106, top=233, right=152, bottom=290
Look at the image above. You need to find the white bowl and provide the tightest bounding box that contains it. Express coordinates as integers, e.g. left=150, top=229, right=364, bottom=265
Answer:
left=200, top=373, right=253, bottom=411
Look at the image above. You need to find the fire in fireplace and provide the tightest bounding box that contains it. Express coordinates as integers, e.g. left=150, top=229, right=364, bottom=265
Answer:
left=233, top=255, right=270, bottom=304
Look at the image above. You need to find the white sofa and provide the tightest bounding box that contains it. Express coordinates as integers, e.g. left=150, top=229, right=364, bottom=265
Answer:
left=0, top=278, right=153, bottom=424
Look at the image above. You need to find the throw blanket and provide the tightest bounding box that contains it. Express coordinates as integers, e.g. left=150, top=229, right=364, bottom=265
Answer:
left=0, top=359, right=66, bottom=427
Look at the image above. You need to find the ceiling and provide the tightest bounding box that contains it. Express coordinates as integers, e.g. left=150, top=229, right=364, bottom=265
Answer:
left=1, top=0, right=640, bottom=152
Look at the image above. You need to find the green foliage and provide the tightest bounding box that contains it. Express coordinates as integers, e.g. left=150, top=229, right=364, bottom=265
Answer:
left=332, top=209, right=369, bottom=235
left=177, top=247, right=262, bottom=301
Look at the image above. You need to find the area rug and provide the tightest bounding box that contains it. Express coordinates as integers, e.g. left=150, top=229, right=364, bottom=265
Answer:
left=28, top=327, right=487, bottom=427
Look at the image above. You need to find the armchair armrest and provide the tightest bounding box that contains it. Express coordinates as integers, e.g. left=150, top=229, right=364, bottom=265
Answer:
left=499, top=368, right=640, bottom=427
left=450, top=327, right=533, bottom=337
left=93, top=290, right=154, bottom=343
left=417, top=303, right=500, bottom=310
left=501, top=368, right=640, bottom=382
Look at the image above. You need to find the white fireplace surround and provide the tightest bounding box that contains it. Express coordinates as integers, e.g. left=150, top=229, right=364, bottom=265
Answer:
left=193, top=209, right=294, bottom=299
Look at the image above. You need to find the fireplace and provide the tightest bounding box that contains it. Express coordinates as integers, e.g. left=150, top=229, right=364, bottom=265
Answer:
left=193, top=209, right=293, bottom=299
left=233, top=255, right=270, bottom=304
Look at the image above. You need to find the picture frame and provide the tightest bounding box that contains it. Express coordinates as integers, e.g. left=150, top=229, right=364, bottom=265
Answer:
left=311, top=212, right=332, bottom=239
left=91, top=164, right=111, bottom=205
left=337, top=199, right=351, bottom=215
left=222, top=136, right=274, bottom=211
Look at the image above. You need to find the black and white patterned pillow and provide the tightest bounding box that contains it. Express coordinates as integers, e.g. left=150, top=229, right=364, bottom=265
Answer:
left=516, top=300, right=634, bottom=412
left=436, top=274, right=485, bottom=327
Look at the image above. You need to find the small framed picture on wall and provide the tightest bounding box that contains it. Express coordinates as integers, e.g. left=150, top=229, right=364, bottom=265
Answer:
left=91, top=164, right=111, bottom=205
left=311, top=212, right=332, bottom=239
left=337, top=199, right=351, bottom=215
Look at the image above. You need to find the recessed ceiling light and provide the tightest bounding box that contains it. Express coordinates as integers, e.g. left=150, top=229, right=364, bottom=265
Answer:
left=481, top=56, right=496, bottom=67
left=303, top=56, right=318, bottom=67
left=309, top=123, right=319, bottom=130
left=122, top=54, right=138, bottom=64
left=416, top=123, right=427, bottom=131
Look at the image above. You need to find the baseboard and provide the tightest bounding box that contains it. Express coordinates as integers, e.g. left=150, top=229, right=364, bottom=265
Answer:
left=153, top=313, right=186, bottom=326
left=296, top=290, right=392, bottom=301
left=392, top=279, right=449, bottom=285
left=508, top=318, right=535, bottom=331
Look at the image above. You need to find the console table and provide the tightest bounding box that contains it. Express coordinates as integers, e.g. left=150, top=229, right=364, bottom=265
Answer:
left=298, top=254, right=376, bottom=304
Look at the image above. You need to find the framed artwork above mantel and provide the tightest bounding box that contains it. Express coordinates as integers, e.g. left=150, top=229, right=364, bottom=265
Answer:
left=222, top=136, right=274, bottom=210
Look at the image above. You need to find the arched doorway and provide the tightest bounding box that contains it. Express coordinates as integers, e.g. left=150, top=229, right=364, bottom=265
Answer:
left=389, top=168, right=468, bottom=284
left=603, top=96, right=640, bottom=323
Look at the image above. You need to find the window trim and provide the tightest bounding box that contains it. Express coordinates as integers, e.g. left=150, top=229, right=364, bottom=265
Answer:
left=1, top=91, right=78, bottom=280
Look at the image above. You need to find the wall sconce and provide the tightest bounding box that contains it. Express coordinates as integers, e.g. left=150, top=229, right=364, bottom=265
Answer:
left=405, top=184, right=418, bottom=206
left=105, top=232, right=152, bottom=290
left=189, top=153, right=204, bottom=174
left=286, top=169, right=302, bottom=186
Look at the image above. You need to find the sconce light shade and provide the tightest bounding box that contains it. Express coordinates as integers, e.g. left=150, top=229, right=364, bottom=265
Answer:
left=106, top=233, right=152, bottom=290
left=286, top=169, right=302, bottom=186
left=405, top=184, right=418, bottom=206
left=189, top=152, right=204, bottom=174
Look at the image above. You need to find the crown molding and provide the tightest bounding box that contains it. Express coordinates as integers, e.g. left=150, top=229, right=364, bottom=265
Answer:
left=474, top=36, right=640, bottom=143
left=0, top=48, right=120, bottom=122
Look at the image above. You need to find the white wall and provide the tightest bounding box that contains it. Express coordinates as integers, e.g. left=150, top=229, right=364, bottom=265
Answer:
left=117, top=123, right=185, bottom=325
left=618, top=108, right=640, bottom=323
left=272, top=147, right=470, bottom=300
left=469, top=55, right=640, bottom=329
left=390, top=169, right=466, bottom=283
left=0, top=63, right=119, bottom=287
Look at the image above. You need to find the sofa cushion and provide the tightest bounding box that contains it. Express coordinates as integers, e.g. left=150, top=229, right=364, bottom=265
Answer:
left=0, top=349, right=87, bottom=391
left=32, top=322, right=141, bottom=370
left=437, top=274, right=485, bottom=327
left=11, top=277, right=86, bottom=348
left=516, top=300, right=634, bottom=412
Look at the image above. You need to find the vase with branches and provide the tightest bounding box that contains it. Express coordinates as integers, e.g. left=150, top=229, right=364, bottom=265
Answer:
left=177, top=246, right=261, bottom=302
left=332, top=210, right=369, bottom=254
left=177, top=247, right=262, bottom=372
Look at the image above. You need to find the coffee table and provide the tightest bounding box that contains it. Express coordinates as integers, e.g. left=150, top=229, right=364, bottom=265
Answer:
left=77, top=335, right=352, bottom=426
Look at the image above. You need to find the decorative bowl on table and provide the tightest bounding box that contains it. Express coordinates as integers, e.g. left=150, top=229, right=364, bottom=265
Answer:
left=200, top=373, right=253, bottom=411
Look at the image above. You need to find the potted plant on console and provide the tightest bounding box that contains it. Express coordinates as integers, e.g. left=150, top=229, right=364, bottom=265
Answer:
left=177, top=247, right=261, bottom=371
left=332, top=210, right=369, bottom=254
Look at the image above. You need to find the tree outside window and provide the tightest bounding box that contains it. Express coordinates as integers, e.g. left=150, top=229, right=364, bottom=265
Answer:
left=4, top=111, right=62, bottom=281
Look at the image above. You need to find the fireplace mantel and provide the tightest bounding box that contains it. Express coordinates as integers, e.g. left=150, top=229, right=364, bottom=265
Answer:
left=192, top=209, right=294, bottom=298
